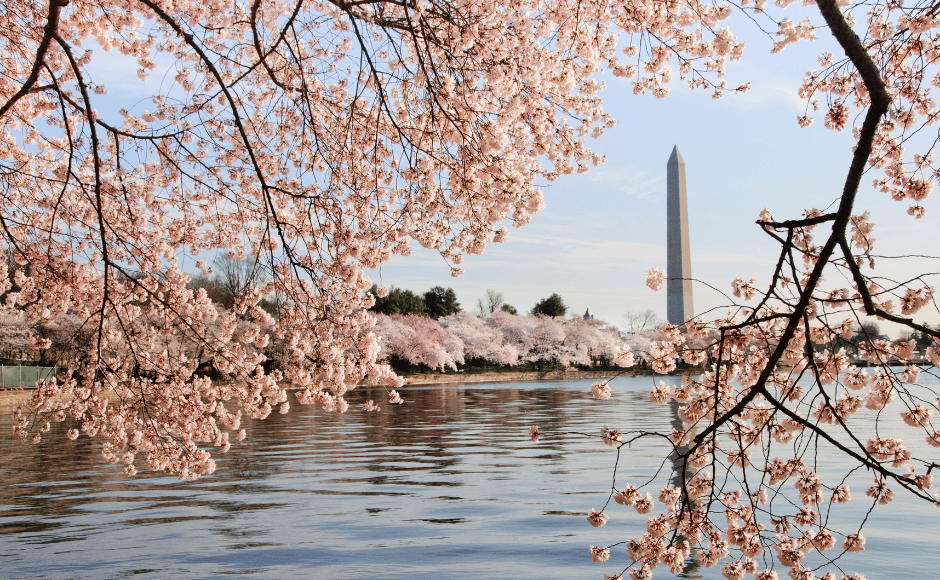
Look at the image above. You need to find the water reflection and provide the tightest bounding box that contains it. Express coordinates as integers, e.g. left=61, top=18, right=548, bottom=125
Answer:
left=0, top=378, right=937, bottom=579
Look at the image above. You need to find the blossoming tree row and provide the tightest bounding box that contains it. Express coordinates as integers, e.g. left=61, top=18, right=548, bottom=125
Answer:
left=373, top=311, right=632, bottom=371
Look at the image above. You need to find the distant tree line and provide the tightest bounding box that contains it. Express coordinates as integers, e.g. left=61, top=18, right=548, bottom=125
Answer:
left=368, top=285, right=462, bottom=319
left=821, top=321, right=936, bottom=357
left=0, top=261, right=618, bottom=379
left=368, top=285, right=574, bottom=320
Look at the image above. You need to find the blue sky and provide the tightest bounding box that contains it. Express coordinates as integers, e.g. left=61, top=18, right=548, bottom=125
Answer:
left=81, top=10, right=940, bottom=337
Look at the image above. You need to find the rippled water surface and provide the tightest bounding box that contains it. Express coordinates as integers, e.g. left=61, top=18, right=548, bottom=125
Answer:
left=1, top=377, right=939, bottom=579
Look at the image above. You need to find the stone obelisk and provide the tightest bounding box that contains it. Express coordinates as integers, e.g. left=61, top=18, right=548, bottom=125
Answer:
left=666, top=146, right=694, bottom=325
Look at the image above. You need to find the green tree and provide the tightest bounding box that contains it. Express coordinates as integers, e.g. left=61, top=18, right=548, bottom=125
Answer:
left=369, top=286, right=428, bottom=316
left=915, top=323, right=935, bottom=352
left=424, top=286, right=461, bottom=319
left=500, top=304, right=518, bottom=315
left=848, top=322, right=887, bottom=352
left=855, top=322, right=884, bottom=341
left=531, top=293, right=567, bottom=317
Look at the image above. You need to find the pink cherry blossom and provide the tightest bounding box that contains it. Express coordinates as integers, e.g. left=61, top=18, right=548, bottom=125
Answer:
left=646, top=267, right=666, bottom=291
left=843, top=533, right=866, bottom=553
left=590, top=545, right=611, bottom=563
left=587, top=508, right=608, bottom=527
left=592, top=381, right=613, bottom=400
left=601, top=426, right=622, bottom=446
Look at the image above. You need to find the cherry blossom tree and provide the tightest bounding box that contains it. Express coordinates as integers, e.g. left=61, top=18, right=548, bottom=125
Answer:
left=489, top=310, right=536, bottom=365
left=371, top=312, right=417, bottom=365
left=521, top=314, right=568, bottom=367
left=6, top=0, right=940, bottom=578
left=533, top=0, right=940, bottom=578
left=4, top=0, right=637, bottom=478
left=371, top=310, right=627, bottom=370
left=371, top=313, right=464, bottom=370
left=0, top=311, right=37, bottom=362
left=561, top=317, right=625, bottom=367
left=397, top=314, right=464, bottom=371
left=439, top=311, right=518, bottom=367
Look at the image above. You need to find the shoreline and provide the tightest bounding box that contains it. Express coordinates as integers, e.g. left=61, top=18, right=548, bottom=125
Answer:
left=399, top=368, right=637, bottom=386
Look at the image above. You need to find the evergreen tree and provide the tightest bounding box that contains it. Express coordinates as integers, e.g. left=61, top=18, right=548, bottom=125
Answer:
left=369, top=286, right=428, bottom=316
left=531, top=293, right=567, bottom=317
left=424, top=286, right=461, bottom=319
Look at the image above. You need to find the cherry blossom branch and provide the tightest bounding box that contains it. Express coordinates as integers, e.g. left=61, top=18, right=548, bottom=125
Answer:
left=0, top=0, right=66, bottom=120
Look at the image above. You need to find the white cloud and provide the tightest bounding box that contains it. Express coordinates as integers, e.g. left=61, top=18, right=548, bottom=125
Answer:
left=723, top=82, right=805, bottom=112
left=84, top=45, right=189, bottom=109
left=694, top=248, right=775, bottom=266
left=585, top=166, right=663, bottom=200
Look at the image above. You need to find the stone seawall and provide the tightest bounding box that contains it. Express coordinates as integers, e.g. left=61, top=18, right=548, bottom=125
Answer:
left=401, top=368, right=631, bottom=386
left=0, top=389, right=33, bottom=412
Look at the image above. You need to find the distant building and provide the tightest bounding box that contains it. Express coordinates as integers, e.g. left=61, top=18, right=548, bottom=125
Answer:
left=583, top=308, right=593, bottom=321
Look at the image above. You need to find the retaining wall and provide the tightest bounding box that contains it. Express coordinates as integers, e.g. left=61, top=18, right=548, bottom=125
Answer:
left=401, top=368, right=633, bottom=385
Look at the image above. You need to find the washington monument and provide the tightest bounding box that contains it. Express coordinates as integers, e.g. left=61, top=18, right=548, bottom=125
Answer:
left=666, top=146, right=694, bottom=325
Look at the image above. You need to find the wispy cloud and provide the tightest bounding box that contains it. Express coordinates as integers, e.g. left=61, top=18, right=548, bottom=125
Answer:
left=694, top=248, right=775, bottom=267
left=85, top=48, right=187, bottom=106
left=585, top=166, right=663, bottom=200
left=720, top=60, right=806, bottom=113
left=724, top=83, right=805, bottom=112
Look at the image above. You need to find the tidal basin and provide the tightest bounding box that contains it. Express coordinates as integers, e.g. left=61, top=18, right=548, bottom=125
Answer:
left=1, top=377, right=939, bottom=579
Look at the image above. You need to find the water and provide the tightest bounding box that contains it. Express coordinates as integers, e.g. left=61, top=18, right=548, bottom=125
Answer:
left=1, top=377, right=938, bottom=579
